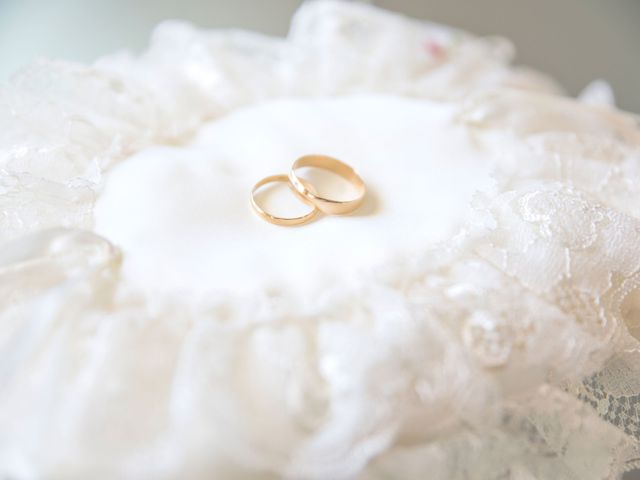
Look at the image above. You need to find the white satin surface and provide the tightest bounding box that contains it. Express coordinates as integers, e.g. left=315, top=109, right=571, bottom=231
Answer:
left=94, top=95, right=494, bottom=298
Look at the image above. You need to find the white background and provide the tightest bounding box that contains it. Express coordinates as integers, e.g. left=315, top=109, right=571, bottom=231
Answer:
left=0, top=0, right=639, bottom=113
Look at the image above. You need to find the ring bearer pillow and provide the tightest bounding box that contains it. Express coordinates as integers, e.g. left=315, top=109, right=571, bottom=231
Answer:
left=1, top=2, right=640, bottom=479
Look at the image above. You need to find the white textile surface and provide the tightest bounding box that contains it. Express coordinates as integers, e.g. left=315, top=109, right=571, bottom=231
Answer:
left=0, top=1, right=639, bottom=479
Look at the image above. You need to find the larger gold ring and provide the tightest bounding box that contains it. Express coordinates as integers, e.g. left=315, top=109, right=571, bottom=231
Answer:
left=289, top=155, right=366, bottom=215
left=250, top=174, right=320, bottom=226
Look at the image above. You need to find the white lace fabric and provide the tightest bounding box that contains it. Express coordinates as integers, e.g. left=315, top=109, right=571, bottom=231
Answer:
left=1, top=1, right=640, bottom=479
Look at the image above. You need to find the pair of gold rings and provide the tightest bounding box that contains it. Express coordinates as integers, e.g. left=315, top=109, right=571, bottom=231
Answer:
left=250, top=155, right=366, bottom=226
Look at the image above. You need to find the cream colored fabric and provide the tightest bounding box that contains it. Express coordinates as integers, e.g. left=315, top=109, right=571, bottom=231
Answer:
left=1, top=1, right=639, bottom=479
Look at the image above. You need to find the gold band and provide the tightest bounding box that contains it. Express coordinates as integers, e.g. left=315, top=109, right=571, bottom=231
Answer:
left=250, top=174, right=320, bottom=226
left=289, top=155, right=366, bottom=215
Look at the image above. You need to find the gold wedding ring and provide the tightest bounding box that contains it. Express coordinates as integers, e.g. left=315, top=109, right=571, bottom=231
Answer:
left=289, top=155, right=366, bottom=215
left=250, top=174, right=320, bottom=226
left=251, top=155, right=366, bottom=226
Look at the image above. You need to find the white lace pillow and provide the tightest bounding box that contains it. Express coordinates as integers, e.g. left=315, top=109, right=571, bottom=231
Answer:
left=1, top=1, right=639, bottom=479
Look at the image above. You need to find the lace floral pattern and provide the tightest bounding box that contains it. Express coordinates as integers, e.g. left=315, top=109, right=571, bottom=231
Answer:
left=1, top=1, right=639, bottom=479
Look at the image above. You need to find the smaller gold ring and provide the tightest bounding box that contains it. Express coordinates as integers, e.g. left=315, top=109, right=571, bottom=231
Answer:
left=289, top=155, right=366, bottom=215
left=250, top=174, right=320, bottom=226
